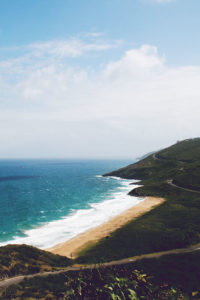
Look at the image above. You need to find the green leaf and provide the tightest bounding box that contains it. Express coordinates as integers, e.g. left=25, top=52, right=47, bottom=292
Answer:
left=127, top=288, right=139, bottom=300
left=104, top=284, right=113, bottom=291
left=110, top=293, right=121, bottom=300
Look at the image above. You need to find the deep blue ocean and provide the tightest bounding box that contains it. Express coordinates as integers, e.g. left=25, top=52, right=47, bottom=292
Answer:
left=0, top=159, right=142, bottom=249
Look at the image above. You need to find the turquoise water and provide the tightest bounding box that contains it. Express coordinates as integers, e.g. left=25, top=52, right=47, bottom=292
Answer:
left=0, top=159, right=142, bottom=249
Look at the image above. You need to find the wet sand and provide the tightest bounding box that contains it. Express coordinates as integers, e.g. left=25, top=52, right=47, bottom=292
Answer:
left=48, top=197, right=165, bottom=258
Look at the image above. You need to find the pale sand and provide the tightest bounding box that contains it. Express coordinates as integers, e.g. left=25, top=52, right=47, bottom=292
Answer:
left=48, top=197, right=165, bottom=258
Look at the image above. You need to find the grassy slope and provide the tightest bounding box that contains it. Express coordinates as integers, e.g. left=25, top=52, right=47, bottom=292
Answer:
left=105, top=138, right=200, bottom=188
left=2, top=251, right=200, bottom=299
left=157, top=138, right=200, bottom=162
left=131, top=250, right=200, bottom=295
left=77, top=138, right=200, bottom=263
left=0, top=244, right=71, bottom=277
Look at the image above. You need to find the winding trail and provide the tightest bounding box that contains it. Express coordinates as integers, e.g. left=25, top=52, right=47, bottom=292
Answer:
left=152, top=153, right=200, bottom=194
left=152, top=153, right=161, bottom=161
left=1, top=243, right=200, bottom=290
left=153, top=153, right=185, bottom=164
left=167, top=179, right=200, bottom=194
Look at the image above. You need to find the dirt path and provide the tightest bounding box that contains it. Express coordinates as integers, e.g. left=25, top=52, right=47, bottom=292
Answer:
left=152, top=154, right=200, bottom=194
left=168, top=179, right=200, bottom=194
left=1, top=244, right=200, bottom=290
left=152, top=153, right=161, bottom=161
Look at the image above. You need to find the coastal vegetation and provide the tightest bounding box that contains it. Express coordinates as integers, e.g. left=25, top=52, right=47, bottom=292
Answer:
left=2, top=250, right=200, bottom=299
left=0, top=244, right=71, bottom=278
left=0, top=263, right=186, bottom=299
left=76, top=138, right=200, bottom=263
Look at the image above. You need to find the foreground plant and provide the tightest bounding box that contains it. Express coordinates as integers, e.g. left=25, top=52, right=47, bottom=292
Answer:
left=62, top=268, right=184, bottom=300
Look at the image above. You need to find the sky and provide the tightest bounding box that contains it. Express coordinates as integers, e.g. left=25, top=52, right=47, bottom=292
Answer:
left=0, top=0, right=200, bottom=158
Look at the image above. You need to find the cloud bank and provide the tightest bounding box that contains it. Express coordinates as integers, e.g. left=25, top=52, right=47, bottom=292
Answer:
left=0, top=37, right=199, bottom=158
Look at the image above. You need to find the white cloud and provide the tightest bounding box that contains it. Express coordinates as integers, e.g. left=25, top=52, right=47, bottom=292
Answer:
left=0, top=40, right=199, bottom=158
left=28, top=38, right=120, bottom=59
left=103, top=45, right=165, bottom=81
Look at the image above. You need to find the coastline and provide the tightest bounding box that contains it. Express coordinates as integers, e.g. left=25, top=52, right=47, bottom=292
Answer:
left=0, top=177, right=139, bottom=249
left=48, top=196, right=165, bottom=258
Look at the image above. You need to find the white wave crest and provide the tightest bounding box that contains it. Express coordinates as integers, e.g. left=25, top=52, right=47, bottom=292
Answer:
left=0, top=178, right=143, bottom=249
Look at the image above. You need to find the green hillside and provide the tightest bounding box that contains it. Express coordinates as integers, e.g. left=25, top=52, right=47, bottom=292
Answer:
left=157, top=138, right=200, bottom=162
left=2, top=251, right=200, bottom=299
left=105, top=137, right=200, bottom=192
left=77, top=138, right=200, bottom=263
left=0, top=244, right=71, bottom=278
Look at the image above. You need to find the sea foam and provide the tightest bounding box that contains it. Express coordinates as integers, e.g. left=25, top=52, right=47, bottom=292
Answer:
left=0, top=177, right=143, bottom=249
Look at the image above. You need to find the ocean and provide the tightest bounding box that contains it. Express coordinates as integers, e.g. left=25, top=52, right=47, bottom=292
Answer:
left=0, top=159, right=143, bottom=249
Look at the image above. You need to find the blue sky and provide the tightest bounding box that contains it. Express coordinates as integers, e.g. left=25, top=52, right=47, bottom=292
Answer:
left=1, top=0, right=200, bottom=65
left=0, top=0, right=200, bottom=158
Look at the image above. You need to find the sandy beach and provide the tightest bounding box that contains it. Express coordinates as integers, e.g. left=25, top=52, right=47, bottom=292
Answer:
left=48, top=196, right=165, bottom=258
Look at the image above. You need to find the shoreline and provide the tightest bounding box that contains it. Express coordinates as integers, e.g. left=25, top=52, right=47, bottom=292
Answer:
left=48, top=196, right=165, bottom=258
left=0, top=178, right=138, bottom=249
